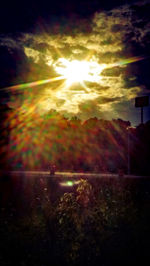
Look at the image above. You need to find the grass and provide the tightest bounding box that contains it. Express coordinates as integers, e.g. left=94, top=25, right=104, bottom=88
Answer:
left=0, top=174, right=150, bottom=266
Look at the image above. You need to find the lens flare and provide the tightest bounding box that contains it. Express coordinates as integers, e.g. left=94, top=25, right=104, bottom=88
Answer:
left=60, top=180, right=74, bottom=187
left=112, top=55, right=146, bottom=67
left=1, top=55, right=146, bottom=93
left=54, top=58, right=106, bottom=86
left=1, top=76, right=65, bottom=92
left=2, top=54, right=147, bottom=171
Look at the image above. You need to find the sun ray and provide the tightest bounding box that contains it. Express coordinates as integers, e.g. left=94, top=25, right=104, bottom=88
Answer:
left=0, top=76, right=65, bottom=92
left=2, top=55, right=148, bottom=117
left=111, top=55, right=147, bottom=68
left=54, top=58, right=106, bottom=86
left=1, top=55, right=146, bottom=94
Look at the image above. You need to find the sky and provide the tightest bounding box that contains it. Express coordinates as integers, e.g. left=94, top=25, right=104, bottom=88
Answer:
left=0, top=0, right=150, bottom=126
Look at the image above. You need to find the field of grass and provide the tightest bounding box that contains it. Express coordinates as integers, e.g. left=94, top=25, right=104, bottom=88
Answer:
left=0, top=174, right=150, bottom=266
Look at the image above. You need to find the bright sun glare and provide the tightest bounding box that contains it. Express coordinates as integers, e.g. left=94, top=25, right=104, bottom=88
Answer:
left=55, top=58, right=106, bottom=86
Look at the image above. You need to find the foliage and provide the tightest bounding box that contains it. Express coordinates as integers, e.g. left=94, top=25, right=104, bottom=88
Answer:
left=52, top=178, right=138, bottom=265
left=1, top=175, right=150, bottom=265
left=0, top=176, right=150, bottom=266
left=1, top=105, right=150, bottom=175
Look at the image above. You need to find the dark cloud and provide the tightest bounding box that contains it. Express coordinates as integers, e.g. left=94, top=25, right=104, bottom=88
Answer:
left=31, top=42, right=50, bottom=52
left=84, top=82, right=110, bottom=91
left=101, top=66, right=124, bottom=77
left=77, top=97, right=120, bottom=121
left=111, top=24, right=125, bottom=33
left=78, top=100, right=105, bottom=121
left=0, top=1, right=140, bottom=34
left=0, top=45, right=27, bottom=88
left=97, top=96, right=122, bottom=104
left=0, top=1, right=150, bottom=125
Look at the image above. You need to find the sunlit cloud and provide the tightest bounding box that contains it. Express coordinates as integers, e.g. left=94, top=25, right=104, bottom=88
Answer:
left=0, top=2, right=150, bottom=123
left=54, top=58, right=106, bottom=85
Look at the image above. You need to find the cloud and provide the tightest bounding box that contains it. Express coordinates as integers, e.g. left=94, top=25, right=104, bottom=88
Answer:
left=101, top=66, right=125, bottom=77
left=0, top=1, right=150, bottom=124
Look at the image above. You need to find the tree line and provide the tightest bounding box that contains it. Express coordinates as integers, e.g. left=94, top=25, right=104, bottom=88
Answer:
left=0, top=105, right=150, bottom=175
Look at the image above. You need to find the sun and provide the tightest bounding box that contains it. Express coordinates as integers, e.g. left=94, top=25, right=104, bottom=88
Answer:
left=55, top=59, right=90, bottom=85
left=54, top=58, right=106, bottom=86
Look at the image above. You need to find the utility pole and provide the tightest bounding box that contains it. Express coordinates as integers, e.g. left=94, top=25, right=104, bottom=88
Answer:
left=135, top=96, right=149, bottom=124
left=141, top=107, right=143, bottom=124
left=127, top=127, right=130, bottom=175
left=127, top=126, right=136, bottom=175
